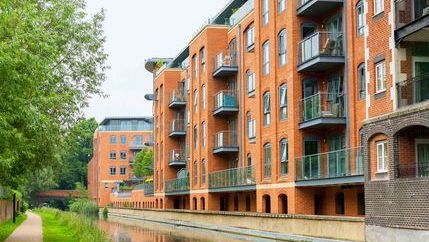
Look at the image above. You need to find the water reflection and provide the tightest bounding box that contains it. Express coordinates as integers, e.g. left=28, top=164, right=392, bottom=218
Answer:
left=98, top=215, right=276, bottom=242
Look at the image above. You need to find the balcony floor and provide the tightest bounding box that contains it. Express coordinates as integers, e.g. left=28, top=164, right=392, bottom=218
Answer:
left=298, top=56, right=344, bottom=72
left=295, top=175, right=364, bottom=187
left=165, top=190, right=190, bottom=196
left=212, top=66, right=238, bottom=78
left=297, top=0, right=343, bottom=17
left=213, top=107, right=239, bottom=116
left=169, top=160, right=186, bottom=167
left=395, top=14, right=429, bottom=43
left=168, top=101, right=186, bottom=109
left=299, top=117, right=346, bottom=129
left=168, top=131, right=186, bottom=137
left=213, top=147, right=239, bottom=154
left=209, top=184, right=256, bottom=193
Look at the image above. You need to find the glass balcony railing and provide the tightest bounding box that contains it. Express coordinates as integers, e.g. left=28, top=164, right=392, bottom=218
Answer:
left=169, top=149, right=186, bottom=166
left=165, top=177, right=190, bottom=193
left=295, top=147, right=364, bottom=181
left=169, top=88, right=187, bottom=107
left=298, top=32, right=344, bottom=65
left=395, top=0, right=429, bottom=29
left=213, top=131, right=238, bottom=151
left=213, top=91, right=238, bottom=113
left=209, top=166, right=256, bottom=189
left=169, top=119, right=186, bottom=134
left=395, top=163, right=429, bottom=179
left=396, top=73, right=429, bottom=108
left=212, top=50, right=238, bottom=77
left=229, top=0, right=254, bottom=26
left=298, top=92, right=345, bottom=123
left=143, top=182, right=154, bottom=196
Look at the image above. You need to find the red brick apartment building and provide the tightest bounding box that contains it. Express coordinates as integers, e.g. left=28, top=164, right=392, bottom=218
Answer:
left=88, top=117, right=154, bottom=206
left=105, top=0, right=428, bottom=239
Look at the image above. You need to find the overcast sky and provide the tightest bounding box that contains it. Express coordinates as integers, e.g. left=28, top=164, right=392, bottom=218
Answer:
left=84, top=0, right=230, bottom=122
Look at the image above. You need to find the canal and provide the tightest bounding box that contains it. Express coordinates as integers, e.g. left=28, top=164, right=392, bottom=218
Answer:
left=98, top=215, right=279, bottom=242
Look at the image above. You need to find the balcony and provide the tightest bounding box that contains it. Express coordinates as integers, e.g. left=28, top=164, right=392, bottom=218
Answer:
left=295, top=147, right=364, bottom=186
left=395, top=163, right=429, bottom=179
left=169, top=149, right=186, bottom=167
left=298, top=92, right=346, bottom=129
left=395, top=0, right=429, bottom=43
left=165, top=177, right=190, bottom=195
left=213, top=131, right=239, bottom=154
left=297, top=0, right=343, bottom=17
left=169, top=89, right=187, bottom=109
left=128, top=142, right=144, bottom=150
left=397, top=73, right=429, bottom=108
left=168, top=119, right=186, bottom=137
left=298, top=32, right=344, bottom=72
left=212, top=50, right=238, bottom=78
left=213, top=91, right=239, bottom=116
left=229, top=0, right=254, bottom=26
left=209, top=166, right=256, bottom=192
left=135, top=182, right=154, bottom=196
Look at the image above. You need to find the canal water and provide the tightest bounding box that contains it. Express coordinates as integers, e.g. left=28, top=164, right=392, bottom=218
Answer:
left=98, top=215, right=279, bottom=242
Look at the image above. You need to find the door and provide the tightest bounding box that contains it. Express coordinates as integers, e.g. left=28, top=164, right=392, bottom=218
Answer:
left=328, top=135, right=346, bottom=177
left=301, top=24, right=317, bottom=62
left=416, top=140, right=429, bottom=177
left=327, top=76, right=344, bottom=116
left=303, top=140, right=320, bottom=179
left=326, top=15, right=343, bottom=56
left=413, top=58, right=429, bottom=103
left=302, top=79, right=319, bottom=121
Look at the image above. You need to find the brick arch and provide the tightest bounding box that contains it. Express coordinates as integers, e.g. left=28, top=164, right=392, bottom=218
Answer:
left=365, top=125, right=391, bottom=142
left=391, top=119, right=429, bottom=135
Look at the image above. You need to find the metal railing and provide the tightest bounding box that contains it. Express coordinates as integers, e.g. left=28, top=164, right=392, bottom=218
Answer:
left=213, top=50, right=238, bottom=71
left=298, top=92, right=345, bottom=123
left=229, top=0, right=254, bottom=26
left=143, top=182, right=154, bottom=196
left=395, top=163, right=429, bottom=178
left=298, top=32, right=344, bottom=65
left=169, top=119, right=186, bottom=133
left=396, top=73, right=429, bottom=108
left=295, top=147, right=364, bottom=181
left=169, top=88, right=187, bottom=105
left=116, top=192, right=132, bottom=198
left=213, top=131, right=238, bottom=150
left=395, top=0, right=429, bottom=29
left=169, top=149, right=186, bottom=164
left=209, top=166, right=256, bottom=189
left=165, top=177, right=190, bottom=193
left=213, top=91, right=238, bottom=111
left=128, top=141, right=143, bottom=149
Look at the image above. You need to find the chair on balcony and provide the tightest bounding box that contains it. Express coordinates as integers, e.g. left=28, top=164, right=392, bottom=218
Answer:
left=321, top=38, right=335, bottom=56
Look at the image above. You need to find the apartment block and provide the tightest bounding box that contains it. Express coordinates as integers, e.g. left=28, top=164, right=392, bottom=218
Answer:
left=88, top=117, right=154, bottom=206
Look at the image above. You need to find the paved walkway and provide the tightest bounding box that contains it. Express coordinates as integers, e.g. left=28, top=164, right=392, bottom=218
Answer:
left=5, top=211, right=43, bottom=242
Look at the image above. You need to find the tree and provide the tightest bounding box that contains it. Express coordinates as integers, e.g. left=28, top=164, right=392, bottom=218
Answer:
left=133, top=149, right=154, bottom=178
left=0, top=0, right=107, bottom=188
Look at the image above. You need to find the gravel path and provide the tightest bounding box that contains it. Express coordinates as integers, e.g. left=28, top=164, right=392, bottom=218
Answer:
left=5, top=211, right=43, bottom=242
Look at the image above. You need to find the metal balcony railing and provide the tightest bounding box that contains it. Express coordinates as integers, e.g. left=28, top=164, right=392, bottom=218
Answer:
left=143, top=182, right=154, bottom=196
left=298, top=32, right=344, bottom=65
left=209, top=166, right=256, bottom=189
left=213, top=50, right=238, bottom=71
left=229, top=0, right=254, bottom=26
left=128, top=141, right=143, bottom=149
left=169, top=88, right=187, bottom=106
left=169, top=149, right=186, bottom=165
left=395, top=163, right=429, bottom=178
left=213, top=91, right=238, bottom=111
left=169, top=119, right=186, bottom=133
left=396, top=73, right=429, bottom=108
left=213, top=131, right=238, bottom=150
left=295, top=147, right=364, bottom=181
left=395, top=0, right=429, bottom=29
left=298, top=92, right=345, bottom=123
left=165, top=177, right=190, bottom=193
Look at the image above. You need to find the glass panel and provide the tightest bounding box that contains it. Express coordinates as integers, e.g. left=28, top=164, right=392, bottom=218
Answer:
left=417, top=143, right=429, bottom=177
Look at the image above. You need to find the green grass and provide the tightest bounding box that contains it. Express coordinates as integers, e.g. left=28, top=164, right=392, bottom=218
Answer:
left=36, top=208, right=109, bottom=242
left=0, top=214, right=27, bottom=241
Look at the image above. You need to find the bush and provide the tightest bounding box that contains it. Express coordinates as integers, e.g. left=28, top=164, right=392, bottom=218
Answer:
left=69, top=198, right=99, bottom=216
left=102, top=207, right=108, bottom=219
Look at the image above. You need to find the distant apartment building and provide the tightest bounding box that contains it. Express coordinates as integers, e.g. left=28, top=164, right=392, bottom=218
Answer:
left=88, top=117, right=153, bottom=206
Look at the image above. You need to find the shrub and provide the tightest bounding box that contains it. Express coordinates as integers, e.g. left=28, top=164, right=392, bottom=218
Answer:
left=102, top=207, right=108, bottom=219
left=69, top=198, right=99, bottom=216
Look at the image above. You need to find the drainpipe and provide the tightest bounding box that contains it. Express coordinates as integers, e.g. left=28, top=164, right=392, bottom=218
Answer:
left=343, top=1, right=350, bottom=150
left=238, top=24, right=243, bottom=168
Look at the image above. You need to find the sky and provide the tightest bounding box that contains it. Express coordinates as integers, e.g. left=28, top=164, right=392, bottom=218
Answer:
left=84, top=0, right=231, bottom=122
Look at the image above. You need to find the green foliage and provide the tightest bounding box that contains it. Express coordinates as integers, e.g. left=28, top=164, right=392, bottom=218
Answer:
left=102, top=207, right=108, bottom=219
left=69, top=182, right=98, bottom=215
left=133, top=149, right=154, bottom=178
left=0, top=214, right=27, bottom=241
left=22, top=168, right=59, bottom=204
left=0, top=0, right=107, bottom=189
left=36, top=208, right=109, bottom=242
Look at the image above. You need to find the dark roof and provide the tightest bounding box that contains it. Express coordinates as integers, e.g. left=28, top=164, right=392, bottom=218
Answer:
left=99, top=116, right=154, bottom=126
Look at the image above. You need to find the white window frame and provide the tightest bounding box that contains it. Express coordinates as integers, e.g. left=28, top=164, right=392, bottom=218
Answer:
left=375, top=61, right=386, bottom=93
left=246, top=70, right=256, bottom=95
left=202, top=85, right=206, bottom=110
left=279, top=84, right=288, bottom=120
left=192, top=55, right=198, bottom=80
left=246, top=26, right=255, bottom=51
left=201, top=122, right=206, bottom=148
left=374, top=0, right=384, bottom=16
left=278, top=30, right=287, bottom=66
left=263, top=92, right=271, bottom=126
left=247, top=114, right=256, bottom=140
left=193, top=89, right=198, bottom=112
left=200, top=47, right=206, bottom=72
left=110, top=167, right=116, bottom=176
left=262, top=0, right=269, bottom=25
left=278, top=0, right=286, bottom=13
left=262, top=41, right=270, bottom=75
left=376, top=141, right=388, bottom=173
left=356, top=1, right=364, bottom=36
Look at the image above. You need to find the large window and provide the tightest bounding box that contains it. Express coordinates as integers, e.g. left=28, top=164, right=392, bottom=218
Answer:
left=200, top=47, right=206, bottom=72
left=278, top=30, right=287, bottom=66
left=246, top=25, right=255, bottom=51
left=120, top=167, right=126, bottom=175
left=120, top=135, right=126, bottom=144
left=356, top=1, right=364, bottom=36
left=278, top=0, right=286, bottom=13
left=193, top=125, right=198, bottom=149
left=263, top=92, right=271, bottom=126
left=201, top=122, right=206, bottom=148
left=375, top=61, right=386, bottom=93
left=247, top=112, right=256, bottom=139
left=376, top=141, right=388, bottom=173
left=262, top=41, right=270, bottom=75
left=193, top=160, right=198, bottom=185
left=262, top=0, right=269, bottom=25
left=279, top=84, right=288, bottom=120
left=201, top=159, right=206, bottom=184
left=192, top=54, right=198, bottom=80
left=202, top=85, right=206, bottom=110
left=110, top=167, right=116, bottom=176
left=358, top=63, right=366, bottom=99
left=280, top=139, right=288, bottom=175
left=374, top=0, right=384, bottom=15
left=246, top=70, right=256, bottom=95
left=264, top=143, right=272, bottom=178
left=193, top=89, right=198, bottom=112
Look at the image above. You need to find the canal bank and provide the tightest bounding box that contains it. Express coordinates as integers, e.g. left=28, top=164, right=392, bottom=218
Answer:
left=105, top=208, right=364, bottom=241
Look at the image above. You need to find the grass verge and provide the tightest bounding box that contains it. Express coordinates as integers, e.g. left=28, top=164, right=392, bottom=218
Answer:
left=35, top=208, right=109, bottom=242
left=0, top=214, right=27, bottom=241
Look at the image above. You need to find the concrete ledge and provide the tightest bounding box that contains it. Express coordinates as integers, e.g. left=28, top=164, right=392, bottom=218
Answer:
left=366, top=225, right=429, bottom=242
left=106, top=208, right=364, bottom=241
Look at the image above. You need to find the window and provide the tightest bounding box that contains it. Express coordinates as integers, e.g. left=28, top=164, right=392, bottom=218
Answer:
left=202, top=159, right=206, bottom=184
left=356, top=1, right=364, bottom=36
left=376, top=141, right=388, bottom=172
left=280, top=139, right=288, bottom=175
left=278, top=30, right=287, bottom=66
left=335, top=193, right=345, bottom=215
left=246, top=70, right=256, bottom=95
left=374, top=0, right=384, bottom=15
left=193, top=89, right=198, bottom=112
left=278, top=0, right=286, bottom=13
left=279, top=85, right=288, bottom=120
left=120, top=151, right=127, bottom=160
left=200, top=47, right=206, bottom=72
left=110, top=135, right=116, bottom=144
left=201, top=122, right=206, bottom=148
left=358, top=63, right=366, bottom=99
left=120, top=167, right=126, bottom=175
left=375, top=61, right=386, bottom=93
left=262, top=0, right=269, bottom=25
left=120, top=135, right=126, bottom=144
left=262, top=41, right=270, bottom=75
left=263, top=92, right=271, bottom=126
left=246, top=25, right=255, bottom=51
left=193, top=160, right=198, bottom=185
left=202, top=85, right=206, bottom=110
left=192, top=54, right=198, bottom=80
left=264, top=143, right=272, bottom=178
left=104, top=183, right=109, bottom=189
left=110, top=167, right=116, bottom=176
left=193, top=125, right=198, bottom=149
left=247, top=112, right=256, bottom=139
left=110, top=151, right=116, bottom=160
